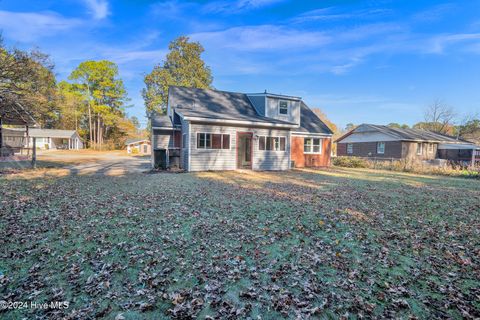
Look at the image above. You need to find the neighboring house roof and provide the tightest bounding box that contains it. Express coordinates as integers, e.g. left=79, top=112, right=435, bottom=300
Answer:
left=438, top=143, right=480, bottom=150
left=151, top=114, right=175, bottom=128
left=169, top=86, right=297, bottom=127
left=28, top=128, right=79, bottom=139
left=337, top=124, right=473, bottom=144
left=125, top=138, right=149, bottom=145
left=294, top=102, right=334, bottom=135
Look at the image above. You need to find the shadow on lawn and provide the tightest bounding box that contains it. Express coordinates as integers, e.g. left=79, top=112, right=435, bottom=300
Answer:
left=196, top=167, right=480, bottom=194
left=0, top=157, right=151, bottom=178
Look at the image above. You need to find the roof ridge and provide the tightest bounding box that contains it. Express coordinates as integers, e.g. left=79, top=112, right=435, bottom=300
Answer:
left=170, top=85, right=248, bottom=96
left=170, top=85, right=302, bottom=100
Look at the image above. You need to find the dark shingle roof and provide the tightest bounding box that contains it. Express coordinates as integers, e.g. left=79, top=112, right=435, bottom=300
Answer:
left=169, top=86, right=296, bottom=126
left=295, top=102, right=334, bottom=135
left=340, top=124, right=473, bottom=144
left=366, top=124, right=471, bottom=143
left=151, top=114, right=174, bottom=128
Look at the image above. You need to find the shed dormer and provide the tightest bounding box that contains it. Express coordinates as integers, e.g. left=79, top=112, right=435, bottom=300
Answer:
left=247, top=92, right=301, bottom=125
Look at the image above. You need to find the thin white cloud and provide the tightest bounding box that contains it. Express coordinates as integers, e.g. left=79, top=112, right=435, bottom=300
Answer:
left=0, top=10, right=82, bottom=42
left=203, top=0, right=286, bottom=14
left=191, top=25, right=331, bottom=51
left=330, top=58, right=363, bottom=75
left=292, top=7, right=393, bottom=24
left=188, top=5, right=480, bottom=77
left=151, top=0, right=195, bottom=19
left=428, top=33, right=480, bottom=54
left=412, top=3, right=456, bottom=22
left=81, top=0, right=110, bottom=19
left=105, top=49, right=168, bottom=64
left=189, top=22, right=406, bottom=75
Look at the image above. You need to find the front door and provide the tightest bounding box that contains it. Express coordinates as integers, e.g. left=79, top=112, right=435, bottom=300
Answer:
left=237, top=132, right=253, bottom=169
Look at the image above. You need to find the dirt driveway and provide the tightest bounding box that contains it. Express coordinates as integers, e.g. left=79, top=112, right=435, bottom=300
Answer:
left=37, top=150, right=151, bottom=175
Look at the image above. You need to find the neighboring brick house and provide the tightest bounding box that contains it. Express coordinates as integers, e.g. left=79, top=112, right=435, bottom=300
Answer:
left=336, top=124, right=479, bottom=164
left=150, top=86, right=333, bottom=171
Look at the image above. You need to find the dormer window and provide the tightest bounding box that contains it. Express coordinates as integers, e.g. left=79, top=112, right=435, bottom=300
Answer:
left=278, top=100, right=288, bottom=115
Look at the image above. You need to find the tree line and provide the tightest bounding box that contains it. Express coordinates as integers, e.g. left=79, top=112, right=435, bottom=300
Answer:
left=1, top=35, right=142, bottom=149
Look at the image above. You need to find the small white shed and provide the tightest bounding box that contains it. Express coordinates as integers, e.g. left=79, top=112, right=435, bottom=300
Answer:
left=126, top=138, right=151, bottom=155
left=27, top=129, right=83, bottom=150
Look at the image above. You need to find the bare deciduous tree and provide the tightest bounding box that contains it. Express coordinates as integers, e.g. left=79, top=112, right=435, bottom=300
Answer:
left=420, top=100, right=456, bottom=134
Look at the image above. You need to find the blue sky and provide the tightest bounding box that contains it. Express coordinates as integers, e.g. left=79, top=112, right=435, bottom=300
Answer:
left=1, top=0, right=479, bottom=129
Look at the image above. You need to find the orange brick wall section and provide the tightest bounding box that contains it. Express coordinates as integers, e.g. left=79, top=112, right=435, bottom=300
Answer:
left=291, top=136, right=331, bottom=167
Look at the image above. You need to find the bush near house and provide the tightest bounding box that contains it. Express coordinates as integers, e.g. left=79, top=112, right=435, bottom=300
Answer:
left=333, top=156, right=480, bottom=178
left=332, top=156, right=369, bottom=168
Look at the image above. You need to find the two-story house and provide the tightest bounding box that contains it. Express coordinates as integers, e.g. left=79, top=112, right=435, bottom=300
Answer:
left=150, top=86, right=333, bottom=171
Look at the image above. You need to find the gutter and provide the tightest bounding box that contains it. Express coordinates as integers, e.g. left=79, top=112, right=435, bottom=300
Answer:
left=400, top=139, right=475, bottom=144
left=291, top=131, right=333, bottom=137
left=152, top=126, right=181, bottom=130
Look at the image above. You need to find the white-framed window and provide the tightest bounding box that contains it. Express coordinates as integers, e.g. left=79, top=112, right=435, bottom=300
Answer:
left=278, top=100, right=289, bottom=115
left=196, top=133, right=230, bottom=149
left=347, top=143, right=353, bottom=154
left=259, top=136, right=286, bottom=151
left=428, top=143, right=433, bottom=152
left=377, top=142, right=385, bottom=154
left=304, top=138, right=322, bottom=154
left=416, top=143, right=423, bottom=155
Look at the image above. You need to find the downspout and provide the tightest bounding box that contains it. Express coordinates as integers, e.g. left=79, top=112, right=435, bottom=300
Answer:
left=150, top=121, right=154, bottom=168
left=188, top=122, right=191, bottom=172
left=288, top=130, right=292, bottom=170
left=472, top=148, right=476, bottom=168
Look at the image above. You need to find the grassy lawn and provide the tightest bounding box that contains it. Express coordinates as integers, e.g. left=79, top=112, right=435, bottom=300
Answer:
left=1, top=167, right=479, bottom=319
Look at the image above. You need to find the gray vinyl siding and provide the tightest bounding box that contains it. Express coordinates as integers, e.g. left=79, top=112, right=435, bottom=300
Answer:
left=189, top=124, right=235, bottom=171
left=246, top=95, right=266, bottom=116
left=152, top=129, right=174, bottom=149
left=266, top=97, right=300, bottom=125
left=254, top=127, right=290, bottom=171
left=188, top=123, right=290, bottom=172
